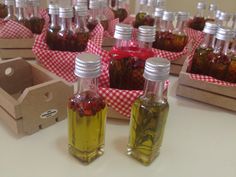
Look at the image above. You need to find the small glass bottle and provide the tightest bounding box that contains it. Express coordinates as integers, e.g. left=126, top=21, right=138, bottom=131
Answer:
left=133, top=0, right=147, bottom=28
left=0, top=0, right=7, bottom=18
left=127, top=57, right=170, bottom=165
left=15, top=0, right=30, bottom=28
left=206, top=3, right=217, bottom=22
left=87, top=0, right=100, bottom=31
left=99, top=0, right=109, bottom=30
left=46, top=4, right=60, bottom=50
left=231, top=14, right=236, bottom=30
left=215, top=10, right=221, bottom=24
left=217, top=11, right=231, bottom=27
left=27, top=0, right=45, bottom=34
left=191, top=22, right=218, bottom=75
left=156, top=0, right=166, bottom=9
left=57, top=7, right=75, bottom=52
left=208, top=27, right=234, bottom=81
left=189, top=1, right=206, bottom=31
left=114, top=0, right=128, bottom=22
left=153, top=11, right=175, bottom=51
left=4, top=0, right=17, bottom=21
left=68, top=53, right=107, bottom=164
left=74, top=5, right=89, bottom=52
left=154, top=8, right=164, bottom=30
left=109, top=23, right=133, bottom=89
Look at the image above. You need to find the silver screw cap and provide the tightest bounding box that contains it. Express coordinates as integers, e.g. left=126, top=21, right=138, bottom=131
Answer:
left=75, top=53, right=101, bottom=78
left=144, top=57, right=170, bottom=81
left=138, top=25, right=156, bottom=42
left=74, top=5, right=88, bottom=16
left=216, top=27, right=234, bottom=41
left=48, top=4, right=59, bottom=15
left=114, top=23, right=133, bottom=40
left=154, top=8, right=164, bottom=17
left=5, top=0, right=15, bottom=6
left=139, top=0, right=147, bottom=5
left=162, top=11, right=175, bottom=21
left=89, top=0, right=99, bottom=9
left=176, top=11, right=189, bottom=21
left=16, top=0, right=26, bottom=7
left=203, top=22, right=218, bottom=34
left=219, top=11, right=231, bottom=22
left=59, top=7, right=73, bottom=18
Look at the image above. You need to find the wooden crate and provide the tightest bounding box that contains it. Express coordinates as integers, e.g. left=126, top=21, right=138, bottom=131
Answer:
left=102, top=37, right=115, bottom=51
left=170, top=56, right=186, bottom=76
left=0, top=58, right=74, bottom=135
left=0, top=38, right=35, bottom=60
left=176, top=60, right=236, bottom=112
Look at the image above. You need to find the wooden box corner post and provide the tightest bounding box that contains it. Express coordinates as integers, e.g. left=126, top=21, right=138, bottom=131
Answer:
left=0, top=58, right=74, bottom=135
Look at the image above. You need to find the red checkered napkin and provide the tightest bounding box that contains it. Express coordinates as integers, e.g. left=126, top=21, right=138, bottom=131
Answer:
left=104, top=18, right=119, bottom=37
left=123, top=15, right=135, bottom=25
left=0, top=18, right=5, bottom=28
left=32, top=23, right=104, bottom=82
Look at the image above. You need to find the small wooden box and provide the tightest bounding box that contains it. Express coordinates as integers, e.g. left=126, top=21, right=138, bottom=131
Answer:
left=170, top=56, right=186, bottom=76
left=102, top=37, right=115, bottom=51
left=0, top=38, right=35, bottom=60
left=176, top=60, right=236, bottom=112
left=0, top=58, right=74, bottom=135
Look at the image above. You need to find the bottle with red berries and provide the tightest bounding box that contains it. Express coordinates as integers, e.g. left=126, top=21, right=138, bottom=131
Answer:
left=133, top=0, right=148, bottom=28
left=208, top=27, right=234, bottom=81
left=114, top=0, right=128, bottom=22
left=191, top=22, right=218, bottom=75
left=87, top=0, right=99, bottom=31
left=4, top=0, right=17, bottom=21
left=46, top=4, right=60, bottom=50
left=0, top=0, right=8, bottom=18
left=27, top=0, right=45, bottom=34
left=99, top=0, right=108, bottom=30
left=171, top=11, right=189, bottom=52
left=74, top=5, right=89, bottom=51
left=189, top=1, right=206, bottom=31
left=217, top=11, right=231, bottom=28
left=206, top=3, right=217, bottom=22
left=15, top=0, right=30, bottom=28
left=68, top=52, right=107, bottom=164
left=57, top=7, right=77, bottom=52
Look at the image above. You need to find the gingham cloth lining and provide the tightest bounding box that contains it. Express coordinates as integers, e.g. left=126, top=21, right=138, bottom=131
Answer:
left=0, top=9, right=49, bottom=39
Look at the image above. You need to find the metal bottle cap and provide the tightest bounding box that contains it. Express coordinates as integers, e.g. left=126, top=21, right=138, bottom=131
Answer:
left=143, top=57, right=170, bottom=81
left=100, top=0, right=107, bottom=8
left=139, top=0, right=147, bottom=5
left=76, top=0, right=87, bottom=7
left=162, top=11, right=175, bottom=21
left=209, top=3, right=217, bottom=11
left=197, top=2, right=206, bottom=10
left=89, top=0, right=99, bottom=9
left=176, top=11, right=189, bottom=21
left=74, top=5, right=88, bottom=16
left=154, top=8, right=164, bottom=17
left=48, top=4, right=59, bottom=15
left=216, top=27, right=234, bottom=41
left=138, top=26, right=156, bottom=42
left=28, top=0, right=40, bottom=6
left=75, top=53, right=101, bottom=78
left=114, top=23, right=133, bottom=40
left=59, top=7, right=73, bottom=18
left=215, top=10, right=221, bottom=19
left=16, top=0, right=25, bottom=7
left=219, top=12, right=231, bottom=22
left=5, top=0, right=15, bottom=6
left=203, top=22, right=218, bottom=34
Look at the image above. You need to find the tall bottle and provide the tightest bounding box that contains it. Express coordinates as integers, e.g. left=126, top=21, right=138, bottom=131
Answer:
left=0, top=0, right=7, bottom=18
left=15, top=0, right=30, bottom=28
left=109, top=23, right=133, bottom=89
left=74, top=5, right=89, bottom=51
left=208, top=27, right=234, bottom=80
left=189, top=1, right=206, bottom=31
left=27, top=0, right=45, bottom=34
left=156, top=0, right=166, bottom=9
left=127, top=57, right=170, bottom=165
left=87, top=0, right=99, bottom=31
left=191, top=22, right=218, bottom=75
left=133, top=0, right=148, bottom=28
left=232, top=14, right=236, bottom=30
left=206, top=3, right=217, bottom=22
left=217, top=11, right=231, bottom=27
left=172, top=11, right=189, bottom=52
left=57, top=7, right=75, bottom=51
left=154, top=8, right=164, bottom=30
left=68, top=52, right=107, bottom=164
left=99, top=0, right=109, bottom=30
left=46, top=4, right=60, bottom=50
left=4, top=0, right=17, bottom=21
left=113, top=0, right=128, bottom=22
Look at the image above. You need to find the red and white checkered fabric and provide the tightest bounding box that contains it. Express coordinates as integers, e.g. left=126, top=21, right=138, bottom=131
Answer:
left=32, top=23, right=104, bottom=82
left=123, top=15, right=135, bottom=25
left=104, top=18, right=119, bottom=37
left=0, top=9, right=49, bottom=39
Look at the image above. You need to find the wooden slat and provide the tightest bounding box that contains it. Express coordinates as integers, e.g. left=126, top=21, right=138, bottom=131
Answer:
left=170, top=64, right=182, bottom=76
left=0, top=49, right=35, bottom=59
left=0, top=38, right=34, bottom=48
left=108, top=107, right=128, bottom=120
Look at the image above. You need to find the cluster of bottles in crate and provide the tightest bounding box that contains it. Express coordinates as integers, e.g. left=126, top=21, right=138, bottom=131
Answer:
left=133, top=0, right=189, bottom=52
left=189, top=1, right=236, bottom=31
left=45, top=0, right=128, bottom=52
left=0, top=0, right=45, bottom=34
left=191, top=21, right=236, bottom=83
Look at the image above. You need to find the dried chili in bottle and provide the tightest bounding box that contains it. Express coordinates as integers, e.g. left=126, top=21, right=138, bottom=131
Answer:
left=4, top=0, right=17, bottom=21
left=189, top=2, right=206, bottom=31
left=112, top=0, right=128, bottom=22
left=0, top=0, right=7, bottom=18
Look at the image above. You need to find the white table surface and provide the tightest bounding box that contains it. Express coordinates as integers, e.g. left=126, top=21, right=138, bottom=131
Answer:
left=0, top=75, right=236, bottom=177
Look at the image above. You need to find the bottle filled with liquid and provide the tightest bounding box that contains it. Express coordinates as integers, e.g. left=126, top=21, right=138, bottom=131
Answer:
left=191, top=22, right=218, bottom=75
left=4, top=0, right=17, bottom=21
left=208, top=27, right=234, bottom=81
left=205, top=3, right=217, bottom=22
left=154, top=8, right=163, bottom=31
left=27, top=0, right=45, bottom=34
left=15, top=0, right=30, bottom=28
left=0, top=0, right=7, bottom=18
left=46, top=4, right=60, bottom=50
left=189, top=1, right=206, bottom=31
left=87, top=0, right=99, bottom=31
left=99, top=0, right=109, bottom=30
left=57, top=7, right=76, bottom=51
left=217, top=11, right=231, bottom=28
left=172, top=11, right=189, bottom=52
left=68, top=53, right=107, bottom=164
left=74, top=5, right=89, bottom=52
left=127, top=57, right=170, bottom=165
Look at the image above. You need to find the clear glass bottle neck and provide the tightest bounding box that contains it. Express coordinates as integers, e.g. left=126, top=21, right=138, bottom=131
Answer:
left=50, top=14, right=59, bottom=28
left=138, top=3, right=147, bottom=13
left=196, top=9, right=204, bottom=17
left=90, top=8, right=99, bottom=19
left=75, top=15, right=88, bottom=32
left=162, top=20, right=174, bottom=32
left=7, top=5, right=14, bottom=16
left=30, top=6, right=39, bottom=18
left=201, top=33, right=215, bottom=49
left=17, top=7, right=25, bottom=20
left=138, top=41, right=153, bottom=49
left=143, top=79, right=166, bottom=103
left=174, top=20, right=186, bottom=34
left=154, top=16, right=162, bottom=31
left=207, top=10, right=216, bottom=20
left=218, top=19, right=230, bottom=27
left=214, top=39, right=230, bottom=55
left=115, top=38, right=130, bottom=48
left=60, top=17, right=73, bottom=31
left=77, top=77, right=98, bottom=94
